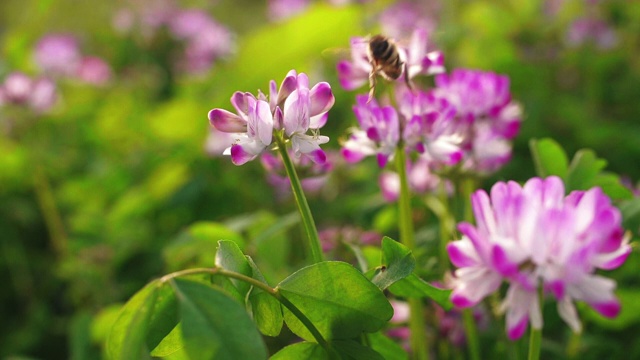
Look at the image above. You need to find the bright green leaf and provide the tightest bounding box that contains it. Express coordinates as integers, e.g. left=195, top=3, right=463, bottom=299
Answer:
left=215, top=240, right=252, bottom=296
left=247, top=256, right=283, bottom=337
left=145, top=283, right=178, bottom=352
left=368, top=332, right=409, bottom=360
left=371, top=237, right=416, bottom=290
left=529, top=138, right=569, bottom=179
left=389, top=273, right=453, bottom=310
left=270, top=342, right=328, bottom=360
left=150, top=324, right=184, bottom=357
left=171, top=278, right=267, bottom=360
left=566, top=149, right=607, bottom=191
left=107, top=280, right=161, bottom=360
left=592, top=173, right=633, bottom=200
left=277, top=261, right=393, bottom=341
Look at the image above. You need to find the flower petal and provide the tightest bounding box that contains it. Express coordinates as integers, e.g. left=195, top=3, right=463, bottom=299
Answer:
left=209, top=108, right=246, bottom=132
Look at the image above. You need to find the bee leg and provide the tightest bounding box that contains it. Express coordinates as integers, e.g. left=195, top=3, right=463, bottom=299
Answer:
left=367, top=70, right=377, bottom=103
left=404, top=63, right=415, bottom=94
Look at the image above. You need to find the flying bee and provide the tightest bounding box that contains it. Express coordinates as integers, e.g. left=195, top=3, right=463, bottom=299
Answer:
left=366, top=35, right=412, bottom=103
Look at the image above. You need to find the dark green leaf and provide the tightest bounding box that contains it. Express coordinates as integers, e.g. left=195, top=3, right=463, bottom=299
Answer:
left=107, top=280, right=160, bottom=360
left=529, top=138, right=569, bottom=179
left=332, top=340, right=385, bottom=360
left=389, top=273, right=453, bottom=310
left=171, top=278, right=267, bottom=360
left=270, top=342, right=329, bottom=360
left=367, top=332, right=409, bottom=360
left=277, top=261, right=393, bottom=341
left=371, top=237, right=415, bottom=290
left=145, top=283, right=178, bottom=352
left=215, top=240, right=253, bottom=296
left=247, top=256, right=283, bottom=336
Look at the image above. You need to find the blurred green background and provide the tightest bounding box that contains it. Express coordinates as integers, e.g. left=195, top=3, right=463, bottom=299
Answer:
left=1, top=0, right=639, bottom=359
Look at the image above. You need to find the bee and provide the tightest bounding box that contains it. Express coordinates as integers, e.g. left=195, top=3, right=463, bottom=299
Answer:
left=366, top=35, right=411, bottom=102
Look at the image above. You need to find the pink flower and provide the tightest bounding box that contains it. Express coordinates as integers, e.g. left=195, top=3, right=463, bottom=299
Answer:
left=0, top=72, right=57, bottom=113
left=76, top=56, right=112, bottom=85
left=33, top=34, right=82, bottom=76
left=208, top=70, right=334, bottom=165
left=447, top=176, right=631, bottom=340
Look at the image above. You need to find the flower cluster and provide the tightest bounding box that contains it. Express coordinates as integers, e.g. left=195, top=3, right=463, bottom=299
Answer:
left=208, top=70, right=335, bottom=165
left=341, top=69, right=522, bottom=176
left=379, top=158, right=443, bottom=202
left=447, top=176, right=631, bottom=339
left=113, top=1, right=233, bottom=74
left=0, top=72, right=57, bottom=113
left=34, top=34, right=112, bottom=86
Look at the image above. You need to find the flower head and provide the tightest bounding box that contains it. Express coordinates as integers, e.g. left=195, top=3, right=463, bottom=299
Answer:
left=0, top=72, right=57, bottom=113
left=208, top=70, right=334, bottom=165
left=447, top=176, right=631, bottom=340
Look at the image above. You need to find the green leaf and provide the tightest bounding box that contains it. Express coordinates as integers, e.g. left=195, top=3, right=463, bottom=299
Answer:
left=529, top=138, right=569, bottom=179
left=277, top=261, right=393, bottom=341
left=171, top=278, right=267, bottom=360
left=150, top=324, right=184, bottom=357
left=332, top=340, right=385, bottom=360
left=247, top=256, right=283, bottom=337
left=592, top=173, right=633, bottom=200
left=620, top=197, right=640, bottom=232
left=215, top=240, right=253, bottom=296
left=389, top=273, right=453, bottom=311
left=270, top=342, right=329, bottom=360
left=145, top=283, right=179, bottom=352
left=107, top=280, right=161, bottom=360
left=566, top=149, right=607, bottom=191
left=371, top=237, right=416, bottom=290
left=367, top=332, right=409, bottom=360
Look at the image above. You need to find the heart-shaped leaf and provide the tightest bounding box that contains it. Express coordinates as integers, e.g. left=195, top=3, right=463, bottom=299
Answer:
left=371, top=237, right=415, bottom=290
left=171, top=278, right=267, bottom=360
left=270, top=342, right=328, bottom=360
left=276, top=261, right=393, bottom=341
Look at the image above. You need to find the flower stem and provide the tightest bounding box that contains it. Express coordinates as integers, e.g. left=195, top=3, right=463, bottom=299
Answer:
left=458, top=175, right=481, bottom=360
left=395, top=147, right=428, bottom=360
left=462, top=309, right=481, bottom=360
left=276, top=138, right=323, bottom=264
left=33, top=163, right=67, bottom=257
left=528, top=288, right=544, bottom=360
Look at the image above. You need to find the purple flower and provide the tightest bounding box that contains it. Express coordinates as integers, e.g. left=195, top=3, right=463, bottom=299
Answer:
left=0, top=72, right=57, bottom=113
left=33, top=34, right=82, bottom=76
left=378, top=1, right=439, bottom=40
left=566, top=17, right=618, bottom=50
left=341, top=95, right=400, bottom=167
left=429, top=69, right=522, bottom=174
left=208, top=70, right=334, bottom=165
left=268, top=0, right=310, bottom=21
left=447, top=176, right=631, bottom=340
left=76, top=56, right=112, bottom=85
left=336, top=28, right=444, bottom=92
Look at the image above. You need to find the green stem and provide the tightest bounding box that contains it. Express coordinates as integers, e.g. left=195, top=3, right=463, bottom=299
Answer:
left=438, top=181, right=451, bottom=273
left=395, top=148, right=428, bottom=360
left=462, top=309, right=481, bottom=360
left=528, top=289, right=544, bottom=360
left=160, top=267, right=331, bottom=350
left=33, top=163, right=67, bottom=257
left=458, top=176, right=481, bottom=360
left=276, top=137, right=323, bottom=264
